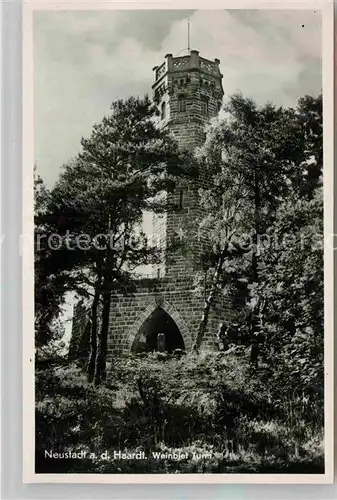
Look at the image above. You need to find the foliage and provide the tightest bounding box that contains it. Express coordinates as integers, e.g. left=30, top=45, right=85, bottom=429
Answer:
left=37, top=95, right=190, bottom=383
left=35, top=91, right=324, bottom=474
left=192, top=93, right=323, bottom=370
left=35, top=352, right=323, bottom=474
left=34, top=167, right=68, bottom=346
left=190, top=95, right=301, bottom=350
left=254, top=188, right=324, bottom=394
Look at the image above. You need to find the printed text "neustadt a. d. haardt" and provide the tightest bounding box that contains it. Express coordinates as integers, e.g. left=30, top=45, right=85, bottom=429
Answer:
left=44, top=449, right=223, bottom=461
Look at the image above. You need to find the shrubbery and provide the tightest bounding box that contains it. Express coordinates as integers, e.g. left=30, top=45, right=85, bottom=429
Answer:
left=35, top=350, right=324, bottom=474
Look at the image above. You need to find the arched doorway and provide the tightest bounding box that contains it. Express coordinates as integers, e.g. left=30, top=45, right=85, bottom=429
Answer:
left=132, top=307, right=185, bottom=353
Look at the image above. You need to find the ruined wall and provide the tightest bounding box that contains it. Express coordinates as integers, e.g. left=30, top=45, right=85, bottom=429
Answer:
left=68, top=300, right=91, bottom=362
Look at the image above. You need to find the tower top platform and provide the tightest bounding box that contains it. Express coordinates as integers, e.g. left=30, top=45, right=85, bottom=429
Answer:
left=152, top=50, right=223, bottom=88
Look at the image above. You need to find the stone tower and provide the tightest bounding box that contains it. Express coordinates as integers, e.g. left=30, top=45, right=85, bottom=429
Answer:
left=72, top=50, right=232, bottom=356
left=103, top=50, right=232, bottom=355
left=152, top=50, right=224, bottom=278
left=152, top=50, right=223, bottom=148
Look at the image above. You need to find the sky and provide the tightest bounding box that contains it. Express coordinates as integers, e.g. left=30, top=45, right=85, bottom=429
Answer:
left=34, top=8, right=322, bottom=187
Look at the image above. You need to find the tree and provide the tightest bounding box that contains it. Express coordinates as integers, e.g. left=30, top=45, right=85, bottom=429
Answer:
left=192, top=95, right=299, bottom=352
left=250, top=94, right=323, bottom=376
left=45, top=95, right=189, bottom=384
left=34, top=167, right=68, bottom=348
left=254, top=188, right=323, bottom=393
left=292, top=94, right=322, bottom=200
left=191, top=158, right=252, bottom=352
left=192, top=93, right=322, bottom=355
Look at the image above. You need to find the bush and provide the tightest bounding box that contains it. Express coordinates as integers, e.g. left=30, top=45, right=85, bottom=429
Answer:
left=35, top=351, right=324, bottom=474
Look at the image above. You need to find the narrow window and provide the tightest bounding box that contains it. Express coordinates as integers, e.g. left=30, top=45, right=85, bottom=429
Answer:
left=201, top=97, right=209, bottom=115
left=178, top=95, right=186, bottom=112
left=161, top=101, right=166, bottom=120
left=179, top=189, right=184, bottom=209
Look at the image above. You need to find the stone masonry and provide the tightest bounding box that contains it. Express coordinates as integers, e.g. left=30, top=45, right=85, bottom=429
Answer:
left=70, top=50, right=235, bottom=356
left=105, top=50, right=235, bottom=355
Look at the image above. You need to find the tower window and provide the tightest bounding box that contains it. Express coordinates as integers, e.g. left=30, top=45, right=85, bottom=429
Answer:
left=201, top=97, right=209, bottom=115
left=178, top=95, right=186, bottom=112
left=179, top=189, right=184, bottom=209
left=161, top=101, right=166, bottom=120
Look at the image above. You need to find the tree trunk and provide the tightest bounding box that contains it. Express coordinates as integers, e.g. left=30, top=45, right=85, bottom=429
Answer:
left=252, top=168, right=261, bottom=283
left=87, top=287, right=100, bottom=383
left=193, top=249, right=227, bottom=353
left=193, top=289, right=216, bottom=354
left=93, top=286, right=111, bottom=386
left=93, top=214, right=114, bottom=386
left=250, top=170, right=262, bottom=365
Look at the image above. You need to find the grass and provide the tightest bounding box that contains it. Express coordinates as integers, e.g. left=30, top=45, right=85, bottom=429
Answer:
left=35, top=348, right=324, bottom=474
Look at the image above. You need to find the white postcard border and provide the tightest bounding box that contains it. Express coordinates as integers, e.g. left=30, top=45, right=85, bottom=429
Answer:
left=22, top=0, right=335, bottom=484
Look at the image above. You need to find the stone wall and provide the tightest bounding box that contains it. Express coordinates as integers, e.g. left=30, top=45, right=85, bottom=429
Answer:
left=107, top=276, right=235, bottom=356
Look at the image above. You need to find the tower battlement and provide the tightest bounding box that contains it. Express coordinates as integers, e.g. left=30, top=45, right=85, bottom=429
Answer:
left=152, top=51, right=223, bottom=90
left=152, top=50, right=224, bottom=149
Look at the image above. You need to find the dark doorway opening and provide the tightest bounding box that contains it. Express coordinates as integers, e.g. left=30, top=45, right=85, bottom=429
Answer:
left=133, top=307, right=185, bottom=353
